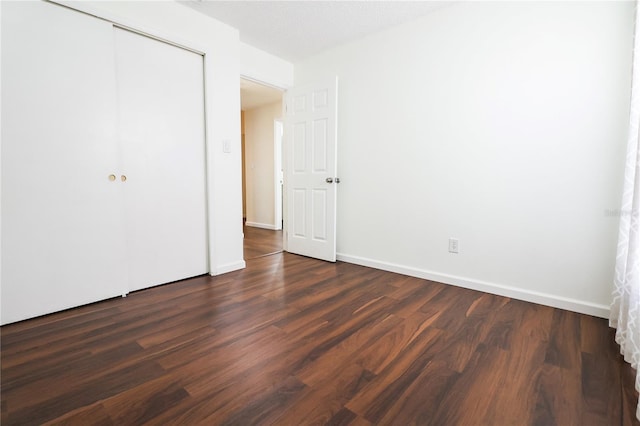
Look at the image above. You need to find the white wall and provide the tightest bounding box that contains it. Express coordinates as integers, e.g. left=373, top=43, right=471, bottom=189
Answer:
left=240, top=42, right=294, bottom=89
left=63, top=0, right=246, bottom=274
left=244, top=101, right=283, bottom=229
left=294, top=1, right=634, bottom=317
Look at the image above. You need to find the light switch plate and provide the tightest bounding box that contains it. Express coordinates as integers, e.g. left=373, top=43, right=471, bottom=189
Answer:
left=449, top=238, right=459, bottom=254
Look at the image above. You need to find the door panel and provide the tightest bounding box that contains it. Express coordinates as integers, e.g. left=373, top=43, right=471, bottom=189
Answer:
left=114, top=28, right=208, bottom=292
left=313, top=119, right=328, bottom=172
left=293, top=189, right=307, bottom=238
left=285, top=78, right=338, bottom=262
left=312, top=189, right=328, bottom=241
left=1, top=1, right=127, bottom=324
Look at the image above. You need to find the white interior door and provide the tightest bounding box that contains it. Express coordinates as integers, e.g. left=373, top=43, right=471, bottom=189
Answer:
left=284, top=78, right=338, bottom=262
left=1, top=1, right=127, bottom=324
left=114, top=28, right=208, bottom=292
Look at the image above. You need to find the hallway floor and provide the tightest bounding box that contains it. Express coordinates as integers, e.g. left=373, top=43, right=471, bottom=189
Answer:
left=243, top=224, right=283, bottom=260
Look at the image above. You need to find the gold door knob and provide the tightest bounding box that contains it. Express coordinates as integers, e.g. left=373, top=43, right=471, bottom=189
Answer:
left=121, top=175, right=127, bottom=182
left=108, top=174, right=116, bottom=181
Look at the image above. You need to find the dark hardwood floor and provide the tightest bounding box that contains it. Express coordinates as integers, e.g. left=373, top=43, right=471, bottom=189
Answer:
left=243, top=225, right=283, bottom=260
left=1, top=253, right=638, bottom=425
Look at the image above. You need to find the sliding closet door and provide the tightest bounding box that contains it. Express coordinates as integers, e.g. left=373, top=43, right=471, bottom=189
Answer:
left=114, top=28, right=208, bottom=292
left=1, top=2, right=127, bottom=324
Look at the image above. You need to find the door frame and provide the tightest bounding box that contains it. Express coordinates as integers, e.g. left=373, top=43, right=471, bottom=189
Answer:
left=240, top=74, right=290, bottom=250
left=274, top=119, right=284, bottom=231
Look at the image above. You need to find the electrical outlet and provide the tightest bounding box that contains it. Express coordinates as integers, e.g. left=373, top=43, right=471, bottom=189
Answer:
left=449, top=238, right=459, bottom=254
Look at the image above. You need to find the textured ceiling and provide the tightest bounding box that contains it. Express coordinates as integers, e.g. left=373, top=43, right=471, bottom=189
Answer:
left=180, top=1, right=450, bottom=63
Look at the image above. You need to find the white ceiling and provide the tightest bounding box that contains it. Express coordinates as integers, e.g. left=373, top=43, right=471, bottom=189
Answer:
left=182, top=1, right=450, bottom=111
left=180, top=1, right=450, bottom=63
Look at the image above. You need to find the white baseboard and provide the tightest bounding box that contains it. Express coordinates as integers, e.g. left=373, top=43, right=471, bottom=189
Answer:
left=336, top=253, right=610, bottom=319
left=210, top=260, right=246, bottom=276
left=245, top=221, right=280, bottom=230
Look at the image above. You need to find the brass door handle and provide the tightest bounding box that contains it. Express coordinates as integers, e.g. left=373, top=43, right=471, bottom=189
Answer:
left=121, top=175, right=127, bottom=182
left=108, top=174, right=116, bottom=182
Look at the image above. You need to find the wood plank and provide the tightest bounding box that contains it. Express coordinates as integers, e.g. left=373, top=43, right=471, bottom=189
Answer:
left=41, top=403, right=114, bottom=426
left=243, top=225, right=283, bottom=260
left=580, top=317, right=625, bottom=425
left=295, top=314, right=401, bottom=387
left=219, top=376, right=307, bottom=425
left=544, top=309, right=582, bottom=370
left=100, top=376, right=190, bottom=425
left=274, top=364, right=376, bottom=425
left=534, top=363, right=583, bottom=426
left=1, top=253, right=637, bottom=425
left=5, top=360, right=166, bottom=424
left=356, top=311, right=442, bottom=375
left=345, top=325, right=444, bottom=419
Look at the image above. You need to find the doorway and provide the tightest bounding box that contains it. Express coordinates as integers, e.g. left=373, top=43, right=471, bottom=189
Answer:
left=240, top=78, right=285, bottom=259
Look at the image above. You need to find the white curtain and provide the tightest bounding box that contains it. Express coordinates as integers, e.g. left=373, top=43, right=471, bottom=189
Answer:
left=611, top=2, right=640, bottom=421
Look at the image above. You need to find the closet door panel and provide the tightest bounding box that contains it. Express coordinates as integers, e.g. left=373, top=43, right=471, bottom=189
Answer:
left=1, top=2, right=127, bottom=324
left=114, top=29, right=208, bottom=292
